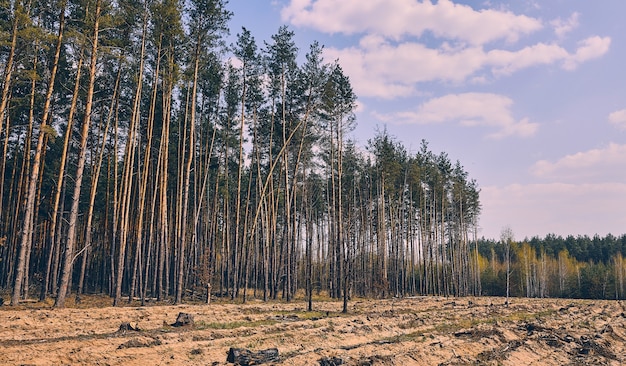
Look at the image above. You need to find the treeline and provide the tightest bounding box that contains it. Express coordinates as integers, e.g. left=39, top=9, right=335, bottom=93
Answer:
left=477, top=234, right=626, bottom=300
left=0, top=0, right=481, bottom=308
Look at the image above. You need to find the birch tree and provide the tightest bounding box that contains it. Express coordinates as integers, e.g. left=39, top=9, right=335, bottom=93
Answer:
left=500, top=226, right=514, bottom=306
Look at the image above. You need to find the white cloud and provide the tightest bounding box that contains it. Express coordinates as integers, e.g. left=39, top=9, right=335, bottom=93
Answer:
left=324, top=36, right=611, bottom=98
left=480, top=183, right=626, bottom=239
left=323, top=40, right=486, bottom=98
left=531, top=143, right=626, bottom=183
left=551, top=12, right=580, bottom=38
left=282, top=1, right=611, bottom=99
left=322, top=35, right=610, bottom=98
left=562, top=36, right=611, bottom=70
left=487, top=42, right=569, bottom=75
left=487, top=36, right=609, bottom=74
left=281, top=0, right=542, bottom=45
left=373, top=93, right=538, bottom=139
left=609, top=109, right=626, bottom=130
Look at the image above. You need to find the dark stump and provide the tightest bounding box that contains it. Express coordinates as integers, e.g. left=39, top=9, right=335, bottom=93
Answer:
left=172, top=312, right=195, bottom=327
left=226, top=347, right=279, bottom=365
left=318, top=356, right=344, bottom=366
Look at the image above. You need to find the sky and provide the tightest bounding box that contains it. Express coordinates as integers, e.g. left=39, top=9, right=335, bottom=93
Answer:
left=226, top=0, right=626, bottom=240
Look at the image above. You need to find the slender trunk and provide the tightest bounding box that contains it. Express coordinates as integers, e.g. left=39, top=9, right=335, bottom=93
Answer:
left=0, top=1, right=20, bottom=139
left=233, top=61, right=249, bottom=300
left=306, top=195, right=313, bottom=311
left=22, top=41, right=40, bottom=300
left=55, top=0, right=101, bottom=308
left=157, top=55, right=173, bottom=301
left=114, top=9, right=148, bottom=306
left=175, top=42, right=200, bottom=304
left=129, top=18, right=157, bottom=302
left=506, top=241, right=511, bottom=306
left=13, top=0, right=66, bottom=305
left=473, top=219, right=481, bottom=296
left=0, top=111, right=10, bottom=238
left=79, top=56, right=122, bottom=296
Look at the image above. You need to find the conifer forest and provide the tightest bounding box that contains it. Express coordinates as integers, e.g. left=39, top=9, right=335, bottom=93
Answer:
left=1, top=0, right=624, bottom=309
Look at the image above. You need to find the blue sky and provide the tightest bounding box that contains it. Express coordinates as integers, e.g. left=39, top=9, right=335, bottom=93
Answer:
left=227, top=0, right=626, bottom=240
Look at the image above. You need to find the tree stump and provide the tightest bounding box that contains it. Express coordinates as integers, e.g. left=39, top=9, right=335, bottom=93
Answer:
left=118, top=322, right=140, bottom=332
left=172, top=312, right=194, bottom=327
left=318, top=356, right=344, bottom=366
left=226, top=347, right=279, bottom=365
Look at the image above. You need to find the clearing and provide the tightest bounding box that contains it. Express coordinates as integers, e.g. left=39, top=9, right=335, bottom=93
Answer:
left=1, top=295, right=625, bottom=365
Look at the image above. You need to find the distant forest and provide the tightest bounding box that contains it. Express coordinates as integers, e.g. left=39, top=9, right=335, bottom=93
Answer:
left=478, top=233, right=626, bottom=300
left=0, top=0, right=621, bottom=309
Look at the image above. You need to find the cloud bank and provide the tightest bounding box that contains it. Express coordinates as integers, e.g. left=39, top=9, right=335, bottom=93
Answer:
left=531, top=143, right=626, bottom=183
left=282, top=0, right=542, bottom=44
left=373, top=93, right=538, bottom=139
left=282, top=0, right=611, bottom=99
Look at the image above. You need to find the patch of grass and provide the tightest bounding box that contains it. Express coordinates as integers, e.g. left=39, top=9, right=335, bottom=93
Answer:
left=325, top=320, right=336, bottom=332
left=196, top=319, right=278, bottom=330
left=271, top=309, right=346, bottom=319
left=433, top=319, right=478, bottom=335
left=118, top=337, right=162, bottom=349
left=240, top=307, right=265, bottom=315
left=492, top=308, right=557, bottom=323
left=398, top=318, right=422, bottom=329
left=378, top=330, right=430, bottom=344
left=246, top=339, right=264, bottom=349
left=286, top=310, right=331, bottom=320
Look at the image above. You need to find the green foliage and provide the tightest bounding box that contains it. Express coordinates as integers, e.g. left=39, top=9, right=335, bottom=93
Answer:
left=476, top=234, right=626, bottom=299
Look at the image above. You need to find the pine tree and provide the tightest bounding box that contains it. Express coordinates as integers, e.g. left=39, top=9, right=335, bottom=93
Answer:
left=55, top=0, right=103, bottom=308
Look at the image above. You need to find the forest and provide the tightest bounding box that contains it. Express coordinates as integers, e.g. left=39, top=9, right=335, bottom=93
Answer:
left=0, top=0, right=621, bottom=310
left=477, top=233, right=626, bottom=300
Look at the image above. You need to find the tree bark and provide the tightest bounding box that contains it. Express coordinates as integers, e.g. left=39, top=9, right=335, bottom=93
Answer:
left=12, top=1, right=66, bottom=305
left=55, top=0, right=101, bottom=308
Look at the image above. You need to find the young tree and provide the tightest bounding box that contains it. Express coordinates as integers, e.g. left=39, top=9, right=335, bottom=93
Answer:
left=500, top=226, right=514, bottom=306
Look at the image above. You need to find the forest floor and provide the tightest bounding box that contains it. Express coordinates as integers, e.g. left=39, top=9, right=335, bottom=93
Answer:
left=1, top=294, right=625, bottom=365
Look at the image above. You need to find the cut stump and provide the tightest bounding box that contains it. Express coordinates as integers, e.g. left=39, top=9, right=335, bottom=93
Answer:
left=319, top=356, right=344, bottom=365
left=226, top=347, right=279, bottom=365
left=172, top=312, right=194, bottom=327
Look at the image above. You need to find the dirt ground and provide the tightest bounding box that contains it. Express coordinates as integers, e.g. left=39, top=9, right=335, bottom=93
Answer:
left=1, top=294, right=625, bottom=365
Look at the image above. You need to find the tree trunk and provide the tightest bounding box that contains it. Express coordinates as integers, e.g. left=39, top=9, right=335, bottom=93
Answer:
left=13, top=0, right=66, bottom=305
left=113, top=9, right=149, bottom=306
left=175, top=41, right=200, bottom=304
left=55, top=0, right=101, bottom=308
left=0, top=1, right=20, bottom=139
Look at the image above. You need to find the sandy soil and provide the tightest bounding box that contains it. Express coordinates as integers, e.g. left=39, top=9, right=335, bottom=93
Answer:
left=1, top=295, right=625, bottom=365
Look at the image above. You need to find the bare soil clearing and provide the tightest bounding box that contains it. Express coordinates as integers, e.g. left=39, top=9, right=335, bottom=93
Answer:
left=1, top=295, right=625, bottom=365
